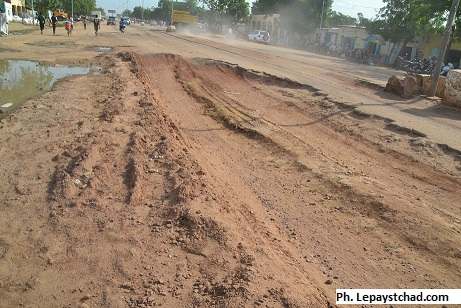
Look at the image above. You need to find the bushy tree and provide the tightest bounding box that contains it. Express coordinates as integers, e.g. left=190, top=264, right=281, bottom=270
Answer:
left=122, top=9, right=132, bottom=17
left=370, top=0, right=433, bottom=44
left=94, top=6, right=105, bottom=17
left=326, top=11, right=357, bottom=27
left=201, top=0, right=249, bottom=22
left=27, top=0, right=60, bottom=14
left=28, top=0, right=96, bottom=16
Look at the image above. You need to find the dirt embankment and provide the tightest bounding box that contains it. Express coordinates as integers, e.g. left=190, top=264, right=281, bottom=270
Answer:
left=1, top=51, right=461, bottom=308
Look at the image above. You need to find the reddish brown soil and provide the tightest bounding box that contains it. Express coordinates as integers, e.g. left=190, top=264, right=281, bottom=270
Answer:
left=1, top=52, right=461, bottom=308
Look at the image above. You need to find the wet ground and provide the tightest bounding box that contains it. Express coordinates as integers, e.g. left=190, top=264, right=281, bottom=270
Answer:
left=0, top=60, right=89, bottom=114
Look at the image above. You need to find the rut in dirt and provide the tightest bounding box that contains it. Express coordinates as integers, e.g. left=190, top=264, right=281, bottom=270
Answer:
left=40, top=52, right=331, bottom=308
left=3, top=51, right=461, bottom=308
left=136, top=53, right=461, bottom=295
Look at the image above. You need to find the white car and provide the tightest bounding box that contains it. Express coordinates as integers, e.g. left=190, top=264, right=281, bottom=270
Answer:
left=248, top=30, right=271, bottom=44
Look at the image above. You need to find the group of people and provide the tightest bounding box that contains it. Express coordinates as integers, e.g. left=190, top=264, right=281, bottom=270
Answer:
left=36, top=13, right=101, bottom=37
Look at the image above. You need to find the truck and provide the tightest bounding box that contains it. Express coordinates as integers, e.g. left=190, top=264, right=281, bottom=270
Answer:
left=107, top=9, right=116, bottom=25
left=53, top=9, right=68, bottom=21
left=171, top=2, right=197, bottom=29
left=90, top=10, right=102, bottom=21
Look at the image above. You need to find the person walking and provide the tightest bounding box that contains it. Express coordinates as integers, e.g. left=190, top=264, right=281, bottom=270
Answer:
left=37, top=13, right=46, bottom=35
left=51, top=14, right=58, bottom=35
left=93, top=18, right=100, bottom=36
left=83, top=17, right=87, bottom=30
left=65, top=17, right=73, bottom=36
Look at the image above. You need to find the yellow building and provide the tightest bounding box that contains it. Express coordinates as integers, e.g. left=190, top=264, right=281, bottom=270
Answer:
left=420, top=35, right=461, bottom=67
left=11, top=0, right=26, bottom=16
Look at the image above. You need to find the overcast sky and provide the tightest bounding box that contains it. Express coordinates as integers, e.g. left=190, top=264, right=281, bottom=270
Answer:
left=97, top=0, right=384, bottom=19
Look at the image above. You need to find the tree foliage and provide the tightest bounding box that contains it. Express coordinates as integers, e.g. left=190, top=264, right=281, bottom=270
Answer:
left=122, top=9, right=132, bottom=17
left=201, top=0, right=249, bottom=22
left=27, top=0, right=96, bottom=16
left=369, top=0, right=437, bottom=43
left=326, top=11, right=357, bottom=27
left=94, top=6, right=105, bottom=17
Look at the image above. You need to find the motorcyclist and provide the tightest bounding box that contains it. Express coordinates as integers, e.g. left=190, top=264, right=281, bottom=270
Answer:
left=441, top=63, right=454, bottom=77
left=119, top=18, right=127, bottom=33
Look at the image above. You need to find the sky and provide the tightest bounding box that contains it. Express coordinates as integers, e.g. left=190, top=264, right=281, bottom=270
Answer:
left=97, top=0, right=384, bottom=19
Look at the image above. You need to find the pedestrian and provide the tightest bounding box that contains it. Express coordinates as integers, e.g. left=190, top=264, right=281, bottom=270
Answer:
left=51, top=14, right=58, bottom=35
left=37, top=13, right=46, bottom=35
left=94, top=18, right=100, bottom=36
left=65, top=18, right=73, bottom=36
left=83, top=17, right=87, bottom=30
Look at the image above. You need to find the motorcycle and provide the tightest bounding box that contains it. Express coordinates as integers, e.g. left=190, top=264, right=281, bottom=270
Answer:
left=119, top=22, right=127, bottom=33
left=397, top=56, right=435, bottom=75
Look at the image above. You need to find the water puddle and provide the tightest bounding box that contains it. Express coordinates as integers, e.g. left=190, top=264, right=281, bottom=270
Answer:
left=0, top=60, right=90, bottom=115
left=95, top=46, right=113, bottom=53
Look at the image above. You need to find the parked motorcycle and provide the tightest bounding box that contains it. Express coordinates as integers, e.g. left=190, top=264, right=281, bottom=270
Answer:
left=397, top=56, right=435, bottom=75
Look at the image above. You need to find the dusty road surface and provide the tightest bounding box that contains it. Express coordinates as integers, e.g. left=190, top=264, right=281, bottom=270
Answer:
left=1, top=23, right=461, bottom=308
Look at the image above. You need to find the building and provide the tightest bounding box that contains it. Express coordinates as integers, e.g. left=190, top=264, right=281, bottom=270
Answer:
left=319, top=25, right=369, bottom=51
left=9, top=0, right=25, bottom=16
left=420, top=35, right=461, bottom=68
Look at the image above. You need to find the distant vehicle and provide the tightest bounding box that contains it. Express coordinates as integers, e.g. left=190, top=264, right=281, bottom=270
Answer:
left=107, top=16, right=116, bottom=25
left=90, top=10, right=102, bottom=21
left=171, top=2, right=198, bottom=30
left=107, top=9, right=116, bottom=25
left=121, top=16, right=131, bottom=25
left=166, top=25, right=176, bottom=32
left=53, top=9, right=68, bottom=21
left=248, top=30, right=271, bottom=44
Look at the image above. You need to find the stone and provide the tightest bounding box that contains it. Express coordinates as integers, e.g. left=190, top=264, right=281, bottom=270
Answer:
left=402, top=75, right=419, bottom=98
left=444, top=69, right=461, bottom=107
left=385, top=75, right=419, bottom=98
left=422, top=75, right=446, bottom=98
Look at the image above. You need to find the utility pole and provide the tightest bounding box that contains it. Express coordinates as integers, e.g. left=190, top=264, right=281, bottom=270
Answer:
left=171, top=1, right=174, bottom=26
left=31, top=0, right=34, bottom=25
left=141, top=0, right=144, bottom=21
left=71, top=0, right=74, bottom=20
left=319, top=0, right=325, bottom=30
left=430, top=0, right=461, bottom=97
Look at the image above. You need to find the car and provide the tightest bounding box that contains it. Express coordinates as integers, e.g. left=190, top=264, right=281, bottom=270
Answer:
left=166, top=25, right=176, bottom=32
left=107, top=16, right=116, bottom=25
left=248, top=30, right=271, bottom=44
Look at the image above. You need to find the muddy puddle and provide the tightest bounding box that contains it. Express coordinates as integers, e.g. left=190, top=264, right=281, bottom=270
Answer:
left=95, top=46, right=113, bottom=53
left=0, top=60, right=90, bottom=115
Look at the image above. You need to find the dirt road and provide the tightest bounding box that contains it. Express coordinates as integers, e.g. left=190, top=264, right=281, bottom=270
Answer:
left=1, top=23, right=461, bottom=307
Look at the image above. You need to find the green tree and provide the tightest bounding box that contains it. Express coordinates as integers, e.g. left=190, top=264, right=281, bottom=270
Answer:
left=158, top=0, right=173, bottom=23
left=53, top=0, right=97, bottom=16
left=28, top=0, right=60, bottom=14
left=132, top=6, right=144, bottom=19
left=225, top=0, right=249, bottom=22
left=94, top=6, right=105, bottom=16
left=201, top=0, right=248, bottom=23
left=368, top=0, right=437, bottom=64
left=370, top=0, right=433, bottom=44
left=122, top=9, right=132, bottom=17
left=326, top=11, right=357, bottom=27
